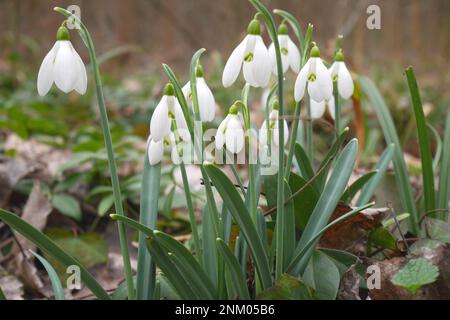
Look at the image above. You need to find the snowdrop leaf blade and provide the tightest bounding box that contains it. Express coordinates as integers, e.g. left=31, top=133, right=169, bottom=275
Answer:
left=204, top=164, right=272, bottom=290
left=0, top=208, right=110, bottom=300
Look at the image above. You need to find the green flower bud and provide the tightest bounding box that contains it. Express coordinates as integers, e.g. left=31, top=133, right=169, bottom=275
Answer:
left=56, top=25, right=70, bottom=41
left=310, top=43, right=320, bottom=58
left=272, top=99, right=279, bottom=110
left=247, top=19, right=261, bottom=35
left=164, top=83, right=175, bottom=96
left=229, top=104, right=239, bottom=115
left=196, top=64, right=204, bottom=77
left=335, top=49, right=345, bottom=62
left=278, top=23, right=288, bottom=35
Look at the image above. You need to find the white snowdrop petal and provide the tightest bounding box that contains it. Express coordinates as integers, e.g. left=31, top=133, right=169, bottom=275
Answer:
left=283, top=120, right=289, bottom=146
left=259, top=121, right=268, bottom=146
left=196, top=77, right=215, bottom=122
left=215, top=115, right=230, bottom=150
left=222, top=36, right=247, bottom=87
left=173, top=99, right=190, bottom=141
left=150, top=96, right=171, bottom=142
left=338, top=62, right=354, bottom=99
left=310, top=99, right=326, bottom=119
left=294, top=59, right=310, bottom=102
left=148, top=138, right=164, bottom=165
left=225, top=116, right=244, bottom=154
left=327, top=96, right=336, bottom=120
left=316, top=59, right=333, bottom=100
left=278, top=35, right=290, bottom=74
left=53, top=41, right=78, bottom=93
left=71, top=43, right=87, bottom=95
left=287, top=37, right=300, bottom=73
left=243, top=60, right=258, bottom=87
left=251, top=36, right=271, bottom=87
left=182, top=81, right=191, bottom=101
left=37, top=42, right=59, bottom=96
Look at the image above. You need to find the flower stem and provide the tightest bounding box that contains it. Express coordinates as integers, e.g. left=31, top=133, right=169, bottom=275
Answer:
left=249, top=0, right=284, bottom=281
left=284, top=101, right=301, bottom=180
left=333, top=81, right=341, bottom=134
left=54, top=7, right=134, bottom=299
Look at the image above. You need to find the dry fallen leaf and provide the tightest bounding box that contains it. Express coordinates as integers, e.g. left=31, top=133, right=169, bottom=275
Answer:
left=11, top=182, right=52, bottom=292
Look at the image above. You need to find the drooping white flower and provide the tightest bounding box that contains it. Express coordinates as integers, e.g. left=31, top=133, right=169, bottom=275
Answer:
left=268, top=23, right=300, bottom=75
left=146, top=133, right=180, bottom=165
left=222, top=19, right=271, bottom=88
left=150, top=83, right=190, bottom=143
left=294, top=44, right=332, bottom=103
left=215, top=105, right=245, bottom=154
left=182, top=65, right=215, bottom=122
left=310, top=96, right=336, bottom=119
left=259, top=102, right=289, bottom=147
left=329, top=50, right=354, bottom=99
left=37, top=25, right=87, bottom=96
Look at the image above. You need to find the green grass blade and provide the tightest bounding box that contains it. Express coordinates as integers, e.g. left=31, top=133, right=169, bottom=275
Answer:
left=204, top=164, right=272, bottom=289
left=405, top=67, right=436, bottom=214
left=290, top=139, right=359, bottom=275
left=136, top=158, right=161, bottom=300
left=287, top=202, right=374, bottom=274
left=216, top=239, right=251, bottom=300
left=357, top=76, right=419, bottom=234
left=316, top=127, right=350, bottom=190
left=427, top=123, right=442, bottom=173
left=154, top=231, right=216, bottom=299
left=438, top=111, right=450, bottom=219
left=145, top=237, right=198, bottom=300
left=0, top=208, right=110, bottom=300
left=357, top=144, right=395, bottom=206
left=0, top=286, right=5, bottom=300
left=340, top=171, right=378, bottom=204
left=31, top=251, right=65, bottom=300
left=294, top=142, right=317, bottom=186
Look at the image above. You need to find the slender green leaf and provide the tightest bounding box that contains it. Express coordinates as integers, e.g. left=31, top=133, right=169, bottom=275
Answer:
left=294, top=143, right=316, bottom=185
left=438, top=111, right=450, bottom=218
left=341, top=171, right=378, bottom=204
left=216, top=238, right=250, bottom=300
left=31, top=251, right=65, bottom=300
left=204, top=164, right=272, bottom=289
left=0, top=208, right=110, bottom=300
left=290, top=139, right=359, bottom=275
left=136, top=158, right=161, bottom=300
left=358, top=76, right=419, bottom=234
left=145, top=236, right=198, bottom=300
left=202, top=205, right=218, bottom=288
left=0, top=286, right=5, bottom=300
left=427, top=123, right=442, bottom=173
left=154, top=231, right=216, bottom=299
left=288, top=173, right=320, bottom=230
left=357, top=144, right=395, bottom=206
left=287, top=202, right=374, bottom=274
left=405, top=67, right=436, bottom=214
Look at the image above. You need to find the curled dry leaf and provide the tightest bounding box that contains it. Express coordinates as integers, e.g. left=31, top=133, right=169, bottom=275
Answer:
left=0, top=267, right=24, bottom=300
left=10, top=182, right=52, bottom=292
left=320, top=203, right=388, bottom=254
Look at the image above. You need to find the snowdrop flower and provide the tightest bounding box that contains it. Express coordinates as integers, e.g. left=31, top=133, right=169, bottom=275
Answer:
left=329, top=50, right=354, bottom=99
left=310, top=96, right=336, bottom=119
left=215, top=104, right=245, bottom=154
left=37, top=24, right=87, bottom=96
left=147, top=133, right=180, bottom=165
left=268, top=23, right=300, bottom=75
left=182, top=65, right=215, bottom=122
left=150, top=83, right=190, bottom=143
left=294, top=43, right=332, bottom=103
left=259, top=100, right=289, bottom=147
left=222, top=18, right=271, bottom=88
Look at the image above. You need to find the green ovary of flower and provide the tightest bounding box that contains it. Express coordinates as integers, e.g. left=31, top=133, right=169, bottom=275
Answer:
left=281, top=47, right=288, bottom=55
left=308, top=73, right=317, bottom=82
